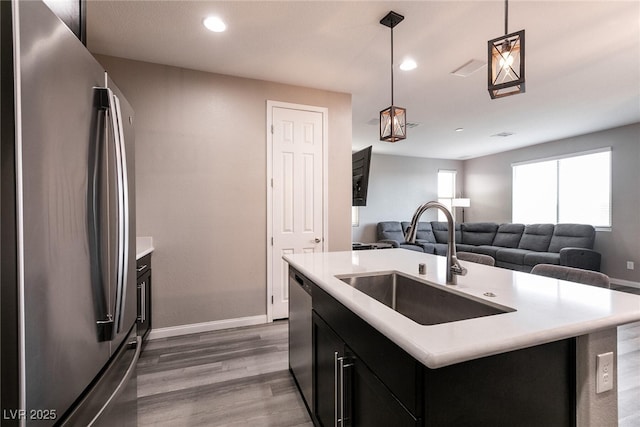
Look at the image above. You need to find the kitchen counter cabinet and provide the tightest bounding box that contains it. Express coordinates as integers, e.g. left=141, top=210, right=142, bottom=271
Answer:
left=313, top=311, right=418, bottom=427
left=136, top=253, right=152, bottom=344
left=312, top=278, right=574, bottom=426
left=285, top=249, right=640, bottom=426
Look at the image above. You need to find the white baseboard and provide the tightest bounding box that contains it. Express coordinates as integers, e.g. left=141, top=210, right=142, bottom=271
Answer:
left=147, top=314, right=269, bottom=340
left=610, top=277, right=640, bottom=289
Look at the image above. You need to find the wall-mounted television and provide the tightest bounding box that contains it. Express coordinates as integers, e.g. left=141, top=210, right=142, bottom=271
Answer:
left=352, top=146, right=372, bottom=206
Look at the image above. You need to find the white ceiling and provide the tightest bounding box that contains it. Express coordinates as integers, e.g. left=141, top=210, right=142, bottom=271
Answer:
left=87, top=1, right=640, bottom=160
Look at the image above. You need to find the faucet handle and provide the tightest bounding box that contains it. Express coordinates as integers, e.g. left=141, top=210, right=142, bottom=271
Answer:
left=451, top=261, right=467, bottom=276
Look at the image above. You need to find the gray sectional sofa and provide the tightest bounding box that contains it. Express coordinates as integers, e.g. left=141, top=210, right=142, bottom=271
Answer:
left=377, top=221, right=601, bottom=272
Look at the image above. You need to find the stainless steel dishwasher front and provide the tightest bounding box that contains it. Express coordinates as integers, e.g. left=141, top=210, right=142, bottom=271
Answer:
left=288, top=267, right=313, bottom=413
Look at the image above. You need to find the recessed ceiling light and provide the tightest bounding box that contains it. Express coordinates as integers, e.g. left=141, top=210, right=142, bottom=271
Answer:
left=203, top=16, right=226, bottom=33
left=455, top=128, right=464, bottom=132
left=400, top=59, right=417, bottom=71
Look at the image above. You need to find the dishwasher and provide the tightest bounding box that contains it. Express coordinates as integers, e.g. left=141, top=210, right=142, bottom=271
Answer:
left=288, top=267, right=313, bottom=412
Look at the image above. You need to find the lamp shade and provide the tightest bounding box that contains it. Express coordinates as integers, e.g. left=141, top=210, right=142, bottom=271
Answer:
left=488, top=29, right=525, bottom=99
left=380, top=105, right=406, bottom=142
left=451, top=198, right=471, bottom=208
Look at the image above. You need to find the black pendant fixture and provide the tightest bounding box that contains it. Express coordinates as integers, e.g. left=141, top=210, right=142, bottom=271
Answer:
left=488, top=0, right=525, bottom=99
left=379, top=11, right=406, bottom=142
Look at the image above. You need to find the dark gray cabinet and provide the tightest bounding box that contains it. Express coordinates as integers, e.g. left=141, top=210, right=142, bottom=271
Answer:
left=312, top=312, right=345, bottom=427
left=302, top=266, right=577, bottom=427
left=136, top=254, right=152, bottom=344
left=312, top=312, right=418, bottom=427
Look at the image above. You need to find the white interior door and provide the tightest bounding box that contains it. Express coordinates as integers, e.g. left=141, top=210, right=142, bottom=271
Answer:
left=268, top=102, right=326, bottom=320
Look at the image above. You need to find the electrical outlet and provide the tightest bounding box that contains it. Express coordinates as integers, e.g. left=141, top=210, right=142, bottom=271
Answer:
left=596, top=352, right=614, bottom=393
left=627, top=261, right=635, bottom=270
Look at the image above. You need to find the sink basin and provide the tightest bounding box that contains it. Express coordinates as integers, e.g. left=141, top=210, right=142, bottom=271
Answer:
left=337, top=272, right=515, bottom=325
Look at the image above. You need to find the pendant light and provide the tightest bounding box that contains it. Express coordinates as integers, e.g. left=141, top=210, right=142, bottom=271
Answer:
left=379, top=11, right=406, bottom=142
left=488, top=0, right=525, bottom=99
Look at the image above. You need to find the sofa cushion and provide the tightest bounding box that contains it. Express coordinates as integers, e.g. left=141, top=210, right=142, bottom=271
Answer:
left=518, top=224, right=555, bottom=252
left=431, top=221, right=462, bottom=244
left=399, top=244, right=424, bottom=252
left=456, top=243, right=477, bottom=253
left=496, top=248, right=531, bottom=265
left=473, top=245, right=501, bottom=258
left=492, top=223, right=525, bottom=248
left=401, top=221, right=436, bottom=243
left=377, top=221, right=405, bottom=243
left=548, top=224, right=595, bottom=253
left=417, top=242, right=436, bottom=254
left=461, top=222, right=498, bottom=246
left=433, top=243, right=449, bottom=256
left=524, top=252, right=560, bottom=267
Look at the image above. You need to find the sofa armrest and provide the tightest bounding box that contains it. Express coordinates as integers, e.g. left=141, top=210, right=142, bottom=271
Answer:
left=378, top=239, right=400, bottom=248
left=559, top=247, right=601, bottom=271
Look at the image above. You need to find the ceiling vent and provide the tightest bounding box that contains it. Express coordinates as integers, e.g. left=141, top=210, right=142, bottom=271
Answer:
left=451, top=59, right=486, bottom=77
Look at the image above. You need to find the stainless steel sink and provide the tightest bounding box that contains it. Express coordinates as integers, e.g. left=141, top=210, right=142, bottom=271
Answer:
left=337, top=272, right=515, bottom=325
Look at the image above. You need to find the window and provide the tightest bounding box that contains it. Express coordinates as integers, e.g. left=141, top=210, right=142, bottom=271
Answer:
left=437, top=170, right=456, bottom=221
left=512, top=149, right=611, bottom=227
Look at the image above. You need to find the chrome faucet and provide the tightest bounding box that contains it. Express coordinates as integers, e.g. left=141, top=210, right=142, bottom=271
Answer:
left=405, top=201, right=467, bottom=285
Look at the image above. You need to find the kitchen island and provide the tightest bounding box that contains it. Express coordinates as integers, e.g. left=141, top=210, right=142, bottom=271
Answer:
left=284, top=249, right=640, bottom=427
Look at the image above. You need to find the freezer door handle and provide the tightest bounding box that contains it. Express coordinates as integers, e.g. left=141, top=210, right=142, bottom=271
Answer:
left=59, top=335, right=142, bottom=426
left=87, top=336, right=141, bottom=427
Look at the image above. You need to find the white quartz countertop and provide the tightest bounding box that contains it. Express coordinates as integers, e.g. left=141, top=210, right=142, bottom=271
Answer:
left=136, top=236, right=154, bottom=260
left=284, top=249, right=640, bottom=369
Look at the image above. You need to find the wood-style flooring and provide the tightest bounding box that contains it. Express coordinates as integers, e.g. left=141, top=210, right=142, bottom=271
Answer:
left=138, top=308, right=640, bottom=426
left=136, top=321, right=312, bottom=426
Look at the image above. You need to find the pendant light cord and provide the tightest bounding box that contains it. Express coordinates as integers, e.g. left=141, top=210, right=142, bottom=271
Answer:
left=504, top=0, right=509, bottom=35
left=390, top=25, right=394, bottom=105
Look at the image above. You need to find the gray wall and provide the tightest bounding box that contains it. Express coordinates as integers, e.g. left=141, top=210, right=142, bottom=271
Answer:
left=352, top=153, right=464, bottom=243
left=96, top=55, right=352, bottom=329
left=464, top=123, right=640, bottom=282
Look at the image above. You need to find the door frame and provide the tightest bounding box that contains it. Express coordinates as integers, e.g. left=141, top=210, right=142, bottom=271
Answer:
left=266, top=100, right=329, bottom=322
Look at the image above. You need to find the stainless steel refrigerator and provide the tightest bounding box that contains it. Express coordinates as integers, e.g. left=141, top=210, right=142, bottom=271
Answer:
left=1, top=1, right=140, bottom=425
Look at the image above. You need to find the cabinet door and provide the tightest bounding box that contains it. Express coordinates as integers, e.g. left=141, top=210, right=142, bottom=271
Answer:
left=313, top=313, right=419, bottom=427
left=137, top=269, right=151, bottom=341
left=348, top=349, right=419, bottom=427
left=313, top=312, right=344, bottom=427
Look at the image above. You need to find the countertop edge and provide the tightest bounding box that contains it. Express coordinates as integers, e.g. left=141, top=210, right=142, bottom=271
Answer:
left=285, top=250, right=640, bottom=369
left=136, top=236, right=154, bottom=260
left=136, top=247, right=154, bottom=260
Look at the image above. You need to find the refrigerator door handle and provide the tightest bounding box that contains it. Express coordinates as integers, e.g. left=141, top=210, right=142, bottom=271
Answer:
left=87, top=336, right=141, bottom=427
left=93, top=86, right=115, bottom=340
left=59, top=334, right=142, bottom=426
left=93, top=86, right=129, bottom=341
left=110, top=92, right=129, bottom=335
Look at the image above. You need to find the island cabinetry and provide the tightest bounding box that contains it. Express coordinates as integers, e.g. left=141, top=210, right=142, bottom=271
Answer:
left=421, top=338, right=576, bottom=426
left=136, top=253, right=152, bottom=344
left=311, top=278, right=576, bottom=427
left=313, top=283, right=420, bottom=426
left=313, top=312, right=419, bottom=427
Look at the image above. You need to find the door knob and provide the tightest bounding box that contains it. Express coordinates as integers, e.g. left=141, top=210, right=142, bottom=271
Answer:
left=314, top=238, right=321, bottom=243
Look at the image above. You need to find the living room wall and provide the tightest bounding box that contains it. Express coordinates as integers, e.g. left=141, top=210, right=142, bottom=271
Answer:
left=351, top=153, right=464, bottom=243
left=464, top=123, right=640, bottom=284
